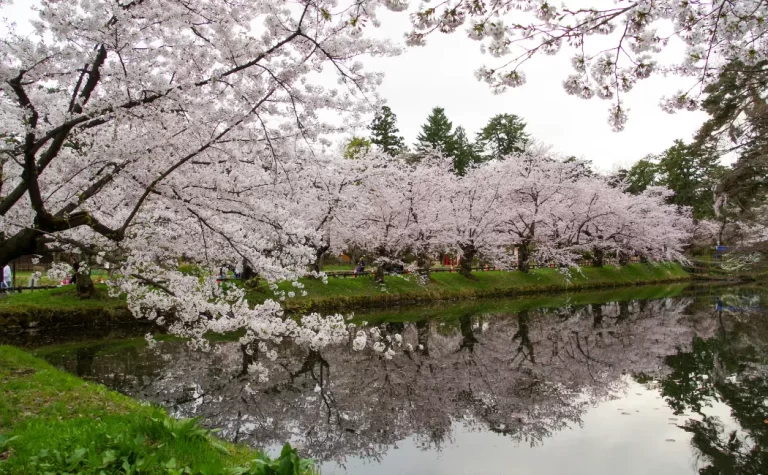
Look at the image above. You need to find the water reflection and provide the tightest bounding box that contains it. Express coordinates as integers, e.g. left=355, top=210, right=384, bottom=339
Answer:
left=37, top=288, right=768, bottom=474
left=656, top=303, right=768, bottom=474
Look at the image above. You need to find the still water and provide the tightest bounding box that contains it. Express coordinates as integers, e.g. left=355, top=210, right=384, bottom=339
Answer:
left=21, top=284, right=768, bottom=474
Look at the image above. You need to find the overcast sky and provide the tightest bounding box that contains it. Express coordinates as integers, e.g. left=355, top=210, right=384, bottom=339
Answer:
left=2, top=2, right=709, bottom=172
left=362, top=11, right=709, bottom=172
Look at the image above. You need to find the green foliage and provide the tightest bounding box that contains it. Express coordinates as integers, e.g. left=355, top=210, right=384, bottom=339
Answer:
left=415, top=108, right=484, bottom=174
left=343, top=136, right=371, bottom=160
left=694, top=60, right=768, bottom=221
left=623, top=156, right=659, bottom=194
left=231, top=445, right=317, bottom=475
left=657, top=140, right=725, bottom=219
left=449, top=126, right=482, bottom=175
left=0, top=346, right=316, bottom=475
left=475, top=113, right=530, bottom=158
left=623, top=140, right=725, bottom=219
left=368, top=106, right=406, bottom=156
left=658, top=331, right=768, bottom=474
left=415, top=107, right=455, bottom=155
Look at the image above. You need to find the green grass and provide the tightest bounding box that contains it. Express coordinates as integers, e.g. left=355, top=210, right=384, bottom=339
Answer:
left=0, top=285, right=119, bottom=312
left=0, top=345, right=316, bottom=474
left=318, top=264, right=355, bottom=271
left=246, top=262, right=690, bottom=312
left=11, top=270, right=110, bottom=287
left=0, top=264, right=690, bottom=328
left=0, top=286, right=130, bottom=330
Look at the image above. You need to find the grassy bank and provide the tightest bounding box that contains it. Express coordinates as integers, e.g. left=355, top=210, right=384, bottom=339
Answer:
left=351, top=281, right=691, bottom=324
left=0, top=345, right=315, bottom=474
left=249, top=262, right=690, bottom=312
left=0, top=263, right=689, bottom=329
left=0, top=286, right=132, bottom=329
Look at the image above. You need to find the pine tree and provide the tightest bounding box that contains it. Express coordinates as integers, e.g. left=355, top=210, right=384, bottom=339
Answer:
left=415, top=107, right=455, bottom=155
left=369, top=106, right=406, bottom=156
left=450, top=126, right=482, bottom=175
left=476, top=113, right=530, bottom=158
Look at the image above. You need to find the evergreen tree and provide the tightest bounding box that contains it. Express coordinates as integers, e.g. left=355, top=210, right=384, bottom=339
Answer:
left=624, top=156, right=659, bottom=194
left=624, top=144, right=725, bottom=219
left=657, top=140, right=724, bottom=219
left=476, top=113, right=530, bottom=158
left=415, top=107, right=455, bottom=155
left=369, top=106, right=406, bottom=156
left=449, top=126, right=482, bottom=175
left=694, top=60, right=768, bottom=219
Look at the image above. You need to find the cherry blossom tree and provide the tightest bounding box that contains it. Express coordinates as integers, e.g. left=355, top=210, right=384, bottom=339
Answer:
left=490, top=145, right=589, bottom=271
left=0, top=0, right=699, bottom=360
left=0, top=0, right=401, bottom=349
left=335, top=152, right=451, bottom=281
left=440, top=161, right=507, bottom=277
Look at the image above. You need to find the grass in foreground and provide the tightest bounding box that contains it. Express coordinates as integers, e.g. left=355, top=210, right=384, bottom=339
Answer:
left=0, top=345, right=315, bottom=474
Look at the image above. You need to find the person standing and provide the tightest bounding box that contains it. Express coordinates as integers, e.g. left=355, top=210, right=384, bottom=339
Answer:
left=3, top=264, right=12, bottom=293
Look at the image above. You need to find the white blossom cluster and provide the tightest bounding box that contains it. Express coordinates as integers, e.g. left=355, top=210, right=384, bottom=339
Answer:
left=0, top=0, right=702, bottom=373
left=398, top=0, right=768, bottom=129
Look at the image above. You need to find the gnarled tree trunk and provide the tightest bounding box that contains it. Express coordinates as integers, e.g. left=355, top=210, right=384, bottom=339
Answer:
left=459, top=244, right=476, bottom=279
left=593, top=247, right=605, bottom=267
left=72, top=259, right=95, bottom=299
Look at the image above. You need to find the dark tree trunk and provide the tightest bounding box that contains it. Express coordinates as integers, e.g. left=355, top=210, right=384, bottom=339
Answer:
left=72, top=259, right=95, bottom=298
left=76, top=270, right=95, bottom=298
left=416, top=251, right=431, bottom=279
left=518, top=241, right=532, bottom=273
left=617, top=300, right=630, bottom=323
left=618, top=251, right=630, bottom=266
left=374, top=247, right=389, bottom=283
left=513, top=310, right=534, bottom=363
left=311, top=246, right=328, bottom=274
left=593, top=247, right=605, bottom=267
left=458, top=314, right=478, bottom=352
left=592, top=303, right=604, bottom=328
left=239, top=343, right=257, bottom=377
left=241, top=259, right=259, bottom=288
left=459, top=244, right=476, bottom=279
left=374, top=265, right=385, bottom=283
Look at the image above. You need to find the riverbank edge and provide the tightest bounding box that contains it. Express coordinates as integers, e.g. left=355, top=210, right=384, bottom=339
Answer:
left=283, top=263, right=693, bottom=313
left=0, top=263, right=691, bottom=330
left=0, top=345, right=315, bottom=474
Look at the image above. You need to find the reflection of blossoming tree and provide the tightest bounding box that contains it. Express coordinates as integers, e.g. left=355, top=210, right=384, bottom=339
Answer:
left=50, top=297, right=707, bottom=463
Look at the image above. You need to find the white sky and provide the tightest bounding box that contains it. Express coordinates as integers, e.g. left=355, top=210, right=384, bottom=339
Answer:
left=362, top=11, right=709, bottom=172
left=2, top=1, right=709, bottom=172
